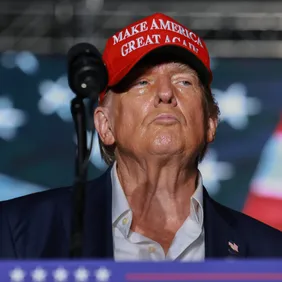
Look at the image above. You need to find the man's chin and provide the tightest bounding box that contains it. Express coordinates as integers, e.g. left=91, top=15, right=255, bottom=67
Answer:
left=147, top=144, right=183, bottom=157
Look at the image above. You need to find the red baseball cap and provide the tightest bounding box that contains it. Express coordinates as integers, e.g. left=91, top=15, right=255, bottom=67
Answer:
left=100, top=12, right=212, bottom=102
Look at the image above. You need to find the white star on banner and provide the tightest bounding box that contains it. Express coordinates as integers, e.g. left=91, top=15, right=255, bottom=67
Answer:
left=212, top=83, right=261, bottom=130
left=9, top=267, right=25, bottom=282
left=53, top=267, right=68, bottom=282
left=0, top=51, right=39, bottom=74
left=199, top=149, right=235, bottom=195
left=31, top=267, right=47, bottom=282
left=0, top=96, right=27, bottom=140
left=38, top=75, right=74, bottom=121
left=94, top=267, right=111, bottom=282
left=74, top=267, right=90, bottom=282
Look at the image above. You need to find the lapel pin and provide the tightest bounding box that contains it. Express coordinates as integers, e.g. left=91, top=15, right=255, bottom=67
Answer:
left=228, top=241, right=239, bottom=254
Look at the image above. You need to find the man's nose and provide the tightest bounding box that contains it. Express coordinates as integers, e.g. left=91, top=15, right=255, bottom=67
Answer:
left=154, top=76, right=177, bottom=107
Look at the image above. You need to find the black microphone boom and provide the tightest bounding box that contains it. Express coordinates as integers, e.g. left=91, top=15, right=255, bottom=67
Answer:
left=68, top=42, right=108, bottom=99
left=67, top=42, right=108, bottom=258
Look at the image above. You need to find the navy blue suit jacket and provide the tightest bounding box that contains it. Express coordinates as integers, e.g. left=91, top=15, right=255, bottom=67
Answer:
left=1, top=168, right=282, bottom=259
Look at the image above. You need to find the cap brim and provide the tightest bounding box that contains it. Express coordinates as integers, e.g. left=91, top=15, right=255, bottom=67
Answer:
left=109, top=44, right=211, bottom=88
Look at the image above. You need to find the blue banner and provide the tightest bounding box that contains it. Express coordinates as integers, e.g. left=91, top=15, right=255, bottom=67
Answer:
left=1, top=260, right=282, bottom=282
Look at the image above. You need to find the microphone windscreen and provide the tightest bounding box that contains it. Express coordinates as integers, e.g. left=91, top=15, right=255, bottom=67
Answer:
left=67, top=43, right=108, bottom=99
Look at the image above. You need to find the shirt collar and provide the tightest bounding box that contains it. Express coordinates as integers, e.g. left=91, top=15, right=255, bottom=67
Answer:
left=111, top=162, right=204, bottom=227
left=111, top=162, right=131, bottom=225
left=190, top=172, right=204, bottom=227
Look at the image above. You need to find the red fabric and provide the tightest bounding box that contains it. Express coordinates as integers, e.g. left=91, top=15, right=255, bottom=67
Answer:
left=243, top=192, right=282, bottom=231
left=99, top=13, right=211, bottom=102
left=275, top=115, right=282, bottom=134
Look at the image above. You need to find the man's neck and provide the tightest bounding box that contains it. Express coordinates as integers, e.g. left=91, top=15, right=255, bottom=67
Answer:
left=115, top=157, right=199, bottom=224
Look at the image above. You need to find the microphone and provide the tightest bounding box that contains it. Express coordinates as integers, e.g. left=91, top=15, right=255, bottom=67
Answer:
left=67, top=42, right=108, bottom=99
left=67, top=43, right=108, bottom=258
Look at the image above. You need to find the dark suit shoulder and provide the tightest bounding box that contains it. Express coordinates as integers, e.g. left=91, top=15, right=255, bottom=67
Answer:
left=212, top=198, right=282, bottom=256
left=0, top=186, right=72, bottom=258
left=0, top=171, right=109, bottom=218
left=0, top=175, right=108, bottom=258
left=215, top=199, right=281, bottom=233
left=1, top=186, right=73, bottom=215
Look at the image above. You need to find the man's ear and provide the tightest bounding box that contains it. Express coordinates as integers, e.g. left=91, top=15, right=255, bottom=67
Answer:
left=206, top=116, right=218, bottom=143
left=94, top=106, right=115, bottom=146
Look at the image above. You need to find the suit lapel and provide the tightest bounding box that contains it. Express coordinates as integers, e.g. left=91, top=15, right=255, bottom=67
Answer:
left=82, top=177, right=248, bottom=259
left=82, top=168, right=114, bottom=258
left=67, top=172, right=247, bottom=259
left=203, top=188, right=247, bottom=259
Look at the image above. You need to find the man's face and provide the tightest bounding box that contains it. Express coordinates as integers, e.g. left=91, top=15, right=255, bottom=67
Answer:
left=95, top=59, right=217, bottom=161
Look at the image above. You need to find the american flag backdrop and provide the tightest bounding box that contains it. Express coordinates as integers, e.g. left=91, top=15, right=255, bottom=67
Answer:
left=0, top=51, right=281, bottom=230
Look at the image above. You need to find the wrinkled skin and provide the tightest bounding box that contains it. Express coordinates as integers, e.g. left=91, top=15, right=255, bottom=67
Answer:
left=94, top=59, right=218, bottom=253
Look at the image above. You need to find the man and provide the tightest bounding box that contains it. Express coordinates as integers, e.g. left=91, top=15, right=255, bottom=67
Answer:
left=1, top=13, right=282, bottom=259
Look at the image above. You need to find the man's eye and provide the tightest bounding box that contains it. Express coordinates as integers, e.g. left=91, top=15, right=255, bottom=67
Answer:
left=129, top=79, right=149, bottom=90
left=137, top=80, right=149, bottom=86
left=131, top=80, right=149, bottom=89
left=180, top=80, right=191, bottom=86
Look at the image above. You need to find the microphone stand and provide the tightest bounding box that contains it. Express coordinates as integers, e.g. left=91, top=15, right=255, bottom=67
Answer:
left=67, top=42, right=108, bottom=258
left=69, top=96, right=88, bottom=257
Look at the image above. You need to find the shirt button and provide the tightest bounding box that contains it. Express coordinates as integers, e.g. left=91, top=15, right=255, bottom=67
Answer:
left=148, top=246, right=156, bottom=253
left=122, top=217, right=128, bottom=225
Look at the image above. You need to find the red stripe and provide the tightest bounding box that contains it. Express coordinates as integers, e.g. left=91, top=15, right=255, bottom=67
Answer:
left=126, top=272, right=282, bottom=281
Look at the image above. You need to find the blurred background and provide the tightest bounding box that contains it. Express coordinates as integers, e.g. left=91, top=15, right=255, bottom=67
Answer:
left=0, top=0, right=282, bottom=230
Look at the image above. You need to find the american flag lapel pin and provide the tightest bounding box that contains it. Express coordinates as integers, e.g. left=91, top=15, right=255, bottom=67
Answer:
left=228, top=241, right=239, bottom=254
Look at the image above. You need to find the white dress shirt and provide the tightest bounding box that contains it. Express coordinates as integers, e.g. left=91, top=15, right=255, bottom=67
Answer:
left=111, top=162, right=205, bottom=261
